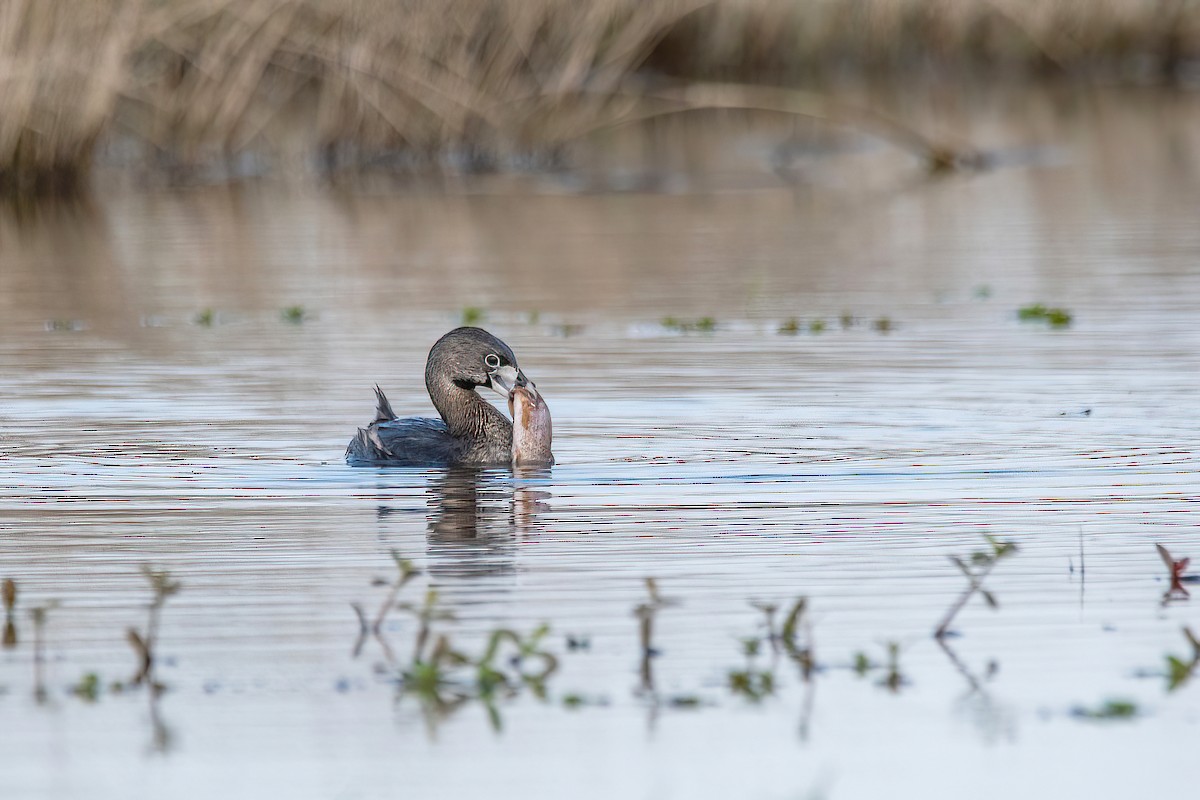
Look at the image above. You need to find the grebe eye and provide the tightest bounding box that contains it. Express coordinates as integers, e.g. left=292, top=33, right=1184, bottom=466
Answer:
left=484, top=353, right=501, bottom=370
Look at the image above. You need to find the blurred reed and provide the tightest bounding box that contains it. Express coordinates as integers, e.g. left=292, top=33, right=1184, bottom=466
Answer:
left=2, top=0, right=1197, bottom=194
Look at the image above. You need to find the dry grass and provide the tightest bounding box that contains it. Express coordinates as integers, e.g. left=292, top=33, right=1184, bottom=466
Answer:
left=2, top=0, right=1199, bottom=193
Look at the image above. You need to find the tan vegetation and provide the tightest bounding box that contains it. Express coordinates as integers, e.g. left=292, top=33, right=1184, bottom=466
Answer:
left=2, top=0, right=1198, bottom=192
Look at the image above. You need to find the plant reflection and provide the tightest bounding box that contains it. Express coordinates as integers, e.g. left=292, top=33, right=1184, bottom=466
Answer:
left=937, top=637, right=1015, bottom=743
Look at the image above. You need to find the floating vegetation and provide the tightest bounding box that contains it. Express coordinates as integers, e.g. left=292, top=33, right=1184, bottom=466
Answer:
left=778, top=317, right=828, bottom=335
left=1071, top=699, right=1140, bottom=721
left=1156, top=543, right=1195, bottom=604
left=461, top=307, right=486, bottom=326
left=934, top=535, right=1018, bottom=639
left=728, top=663, right=775, bottom=701
left=562, top=693, right=609, bottom=709
left=661, top=316, right=716, bottom=334
left=1017, top=304, right=1073, bottom=328
left=727, top=628, right=775, bottom=701
left=395, top=616, right=559, bottom=732
left=398, top=588, right=457, bottom=667
left=44, top=319, right=85, bottom=332
left=878, top=642, right=907, bottom=693
left=72, top=672, right=101, bottom=702
left=280, top=305, right=309, bottom=325
left=352, top=550, right=421, bottom=661
left=973, top=285, right=993, bottom=300
left=352, top=551, right=558, bottom=731
left=851, top=642, right=907, bottom=692
left=781, top=313, right=887, bottom=335
left=550, top=323, right=585, bottom=338
left=1164, top=627, right=1200, bottom=692
left=127, top=566, right=181, bottom=689
left=566, top=634, right=591, bottom=651
left=193, top=308, right=216, bottom=327
left=849, top=642, right=904, bottom=692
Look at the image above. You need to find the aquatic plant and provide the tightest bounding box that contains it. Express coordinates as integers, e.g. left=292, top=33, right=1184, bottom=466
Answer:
left=280, top=305, right=309, bottom=325
left=28, top=601, right=59, bottom=704
left=728, top=663, right=775, bottom=702
left=776, top=316, right=827, bottom=335
left=562, top=692, right=610, bottom=709
left=352, top=549, right=421, bottom=660
left=127, top=566, right=181, bottom=688
left=1164, top=627, right=1200, bottom=692
left=778, top=597, right=815, bottom=677
left=193, top=309, right=216, bottom=327
left=1156, top=543, right=1195, bottom=604
left=872, top=316, right=894, bottom=333
left=1017, top=304, right=1073, bottom=328
left=72, top=672, right=101, bottom=702
left=398, top=588, right=457, bottom=666
left=44, top=319, right=85, bottom=332
left=727, top=634, right=774, bottom=701
left=726, top=599, right=816, bottom=713
left=748, top=600, right=780, bottom=652
left=2, top=579, right=15, bottom=649
left=396, top=621, right=559, bottom=732
left=461, top=307, right=486, bottom=326
left=934, top=534, right=1018, bottom=638
left=661, top=316, right=716, bottom=333
left=566, top=634, right=591, bottom=651
left=352, top=552, right=559, bottom=731
left=850, top=641, right=907, bottom=691
left=633, top=577, right=678, bottom=694
left=550, top=323, right=585, bottom=338
left=878, top=642, right=907, bottom=693
left=1070, top=698, right=1140, bottom=721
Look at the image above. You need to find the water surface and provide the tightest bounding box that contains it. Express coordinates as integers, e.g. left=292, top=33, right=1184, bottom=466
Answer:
left=1, top=89, right=1199, bottom=800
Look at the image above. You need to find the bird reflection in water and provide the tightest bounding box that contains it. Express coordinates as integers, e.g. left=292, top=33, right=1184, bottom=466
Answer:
left=376, top=466, right=552, bottom=580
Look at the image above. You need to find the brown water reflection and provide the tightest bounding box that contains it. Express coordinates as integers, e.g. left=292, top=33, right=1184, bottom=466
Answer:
left=1, top=88, right=1199, bottom=800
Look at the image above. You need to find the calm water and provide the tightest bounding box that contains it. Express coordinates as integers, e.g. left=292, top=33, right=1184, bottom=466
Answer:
left=2, top=89, right=1199, bottom=800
